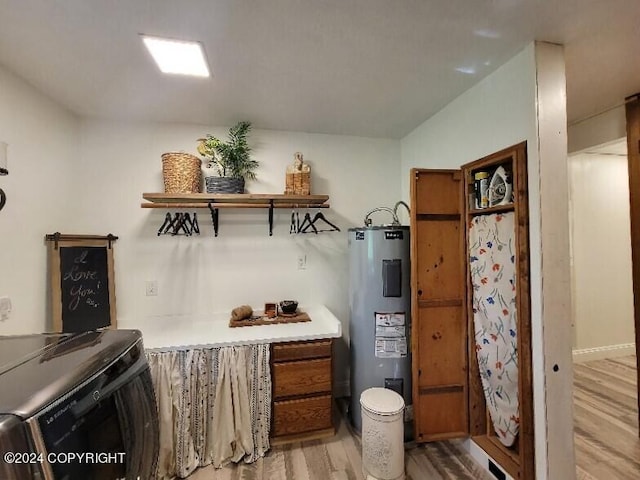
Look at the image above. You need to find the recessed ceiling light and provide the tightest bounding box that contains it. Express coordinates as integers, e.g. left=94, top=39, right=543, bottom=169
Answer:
left=473, top=29, right=501, bottom=39
left=141, top=35, right=210, bottom=77
left=455, top=66, right=476, bottom=75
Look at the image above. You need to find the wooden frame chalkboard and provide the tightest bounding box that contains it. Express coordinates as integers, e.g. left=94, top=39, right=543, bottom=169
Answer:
left=46, top=233, right=118, bottom=333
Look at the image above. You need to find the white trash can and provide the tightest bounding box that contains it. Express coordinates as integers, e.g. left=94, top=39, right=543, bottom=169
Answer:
left=360, top=387, right=405, bottom=480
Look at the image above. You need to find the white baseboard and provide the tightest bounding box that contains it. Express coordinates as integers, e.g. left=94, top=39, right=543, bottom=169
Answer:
left=464, top=439, right=515, bottom=480
left=572, top=343, right=636, bottom=363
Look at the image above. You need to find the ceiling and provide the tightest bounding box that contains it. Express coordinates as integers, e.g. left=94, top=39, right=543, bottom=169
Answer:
left=0, top=0, right=638, bottom=139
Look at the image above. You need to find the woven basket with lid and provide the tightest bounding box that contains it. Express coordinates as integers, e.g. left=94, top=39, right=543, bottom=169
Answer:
left=161, top=152, right=202, bottom=193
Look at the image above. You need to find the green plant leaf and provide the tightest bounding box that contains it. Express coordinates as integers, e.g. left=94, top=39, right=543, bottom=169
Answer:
left=197, top=121, right=257, bottom=180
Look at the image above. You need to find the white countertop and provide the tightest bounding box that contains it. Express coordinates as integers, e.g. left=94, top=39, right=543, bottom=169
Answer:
left=141, top=305, right=342, bottom=352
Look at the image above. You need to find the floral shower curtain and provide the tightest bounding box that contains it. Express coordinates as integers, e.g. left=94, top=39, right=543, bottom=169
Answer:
left=146, top=344, right=271, bottom=479
left=469, top=212, right=519, bottom=447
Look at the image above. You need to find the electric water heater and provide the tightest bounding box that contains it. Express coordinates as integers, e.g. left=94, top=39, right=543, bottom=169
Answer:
left=348, top=225, right=412, bottom=437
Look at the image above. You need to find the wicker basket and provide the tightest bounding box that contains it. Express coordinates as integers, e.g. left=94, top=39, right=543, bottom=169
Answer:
left=205, top=176, right=245, bottom=194
left=161, top=152, right=202, bottom=193
left=285, top=171, right=311, bottom=195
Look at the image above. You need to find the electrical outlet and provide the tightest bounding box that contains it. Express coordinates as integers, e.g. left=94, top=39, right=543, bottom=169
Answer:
left=0, top=296, right=11, bottom=321
left=297, top=254, right=307, bottom=270
left=145, top=281, right=158, bottom=296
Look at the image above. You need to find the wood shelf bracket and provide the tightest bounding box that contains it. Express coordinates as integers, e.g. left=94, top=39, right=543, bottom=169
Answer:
left=207, top=199, right=276, bottom=236
left=269, top=199, right=274, bottom=236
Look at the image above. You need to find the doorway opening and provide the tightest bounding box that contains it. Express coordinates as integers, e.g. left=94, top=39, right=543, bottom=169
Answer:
left=568, top=138, right=640, bottom=478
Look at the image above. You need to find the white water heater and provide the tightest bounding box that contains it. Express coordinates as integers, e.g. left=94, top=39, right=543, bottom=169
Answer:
left=348, top=224, right=412, bottom=437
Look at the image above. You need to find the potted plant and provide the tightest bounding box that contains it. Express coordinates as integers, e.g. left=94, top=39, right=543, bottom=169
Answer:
left=197, top=121, right=258, bottom=194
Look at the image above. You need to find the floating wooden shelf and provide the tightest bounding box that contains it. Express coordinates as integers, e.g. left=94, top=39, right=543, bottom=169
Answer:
left=141, top=193, right=331, bottom=236
left=142, top=202, right=330, bottom=209
left=141, top=193, right=330, bottom=209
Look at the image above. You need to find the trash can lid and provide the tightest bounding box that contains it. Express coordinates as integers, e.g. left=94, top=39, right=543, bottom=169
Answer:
left=360, top=387, right=405, bottom=416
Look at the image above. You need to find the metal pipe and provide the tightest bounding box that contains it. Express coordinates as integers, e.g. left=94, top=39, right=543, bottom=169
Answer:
left=393, top=201, right=410, bottom=220
left=363, top=207, right=399, bottom=227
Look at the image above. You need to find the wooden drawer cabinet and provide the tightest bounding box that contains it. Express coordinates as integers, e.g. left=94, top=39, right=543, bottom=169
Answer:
left=271, top=339, right=335, bottom=444
left=273, top=358, right=331, bottom=398
left=273, top=395, right=333, bottom=436
left=272, top=339, right=332, bottom=362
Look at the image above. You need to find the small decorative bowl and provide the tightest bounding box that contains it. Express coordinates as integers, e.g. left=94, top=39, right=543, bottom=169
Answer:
left=279, top=300, right=298, bottom=315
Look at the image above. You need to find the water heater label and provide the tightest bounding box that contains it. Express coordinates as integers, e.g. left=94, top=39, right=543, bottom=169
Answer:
left=355, top=231, right=365, bottom=240
left=375, top=338, right=407, bottom=358
left=376, top=325, right=405, bottom=337
left=385, top=230, right=404, bottom=240
left=374, top=312, right=407, bottom=358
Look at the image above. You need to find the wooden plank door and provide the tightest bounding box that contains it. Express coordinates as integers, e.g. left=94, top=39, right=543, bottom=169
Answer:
left=410, top=169, right=468, bottom=442
left=625, top=93, right=640, bottom=432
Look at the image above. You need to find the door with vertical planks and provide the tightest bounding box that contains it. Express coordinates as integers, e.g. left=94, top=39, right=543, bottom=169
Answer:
left=625, top=94, right=640, bottom=433
left=410, top=169, right=468, bottom=442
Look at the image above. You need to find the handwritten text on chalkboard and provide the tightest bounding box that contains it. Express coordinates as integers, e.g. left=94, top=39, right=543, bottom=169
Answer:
left=60, top=246, right=110, bottom=332
left=63, top=249, right=104, bottom=310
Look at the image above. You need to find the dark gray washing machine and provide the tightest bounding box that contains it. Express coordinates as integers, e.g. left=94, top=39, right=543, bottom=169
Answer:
left=0, top=329, right=158, bottom=479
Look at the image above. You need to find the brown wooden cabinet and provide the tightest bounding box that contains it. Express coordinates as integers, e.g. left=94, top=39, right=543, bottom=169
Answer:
left=271, top=338, right=335, bottom=444
left=410, top=142, right=534, bottom=479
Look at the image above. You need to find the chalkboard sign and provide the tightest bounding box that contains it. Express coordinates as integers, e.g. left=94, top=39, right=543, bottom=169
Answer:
left=46, top=233, right=118, bottom=333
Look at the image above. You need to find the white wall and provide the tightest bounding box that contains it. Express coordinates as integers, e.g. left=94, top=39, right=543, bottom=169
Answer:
left=400, top=42, right=575, bottom=480
left=0, top=57, right=401, bottom=391
left=0, top=65, right=79, bottom=334
left=401, top=44, right=537, bottom=196
left=568, top=105, right=626, bottom=153
left=569, top=152, right=634, bottom=357
left=74, top=118, right=401, bottom=389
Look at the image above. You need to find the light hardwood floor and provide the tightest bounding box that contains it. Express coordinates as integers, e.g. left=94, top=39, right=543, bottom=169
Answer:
left=186, top=416, right=491, bottom=480
left=574, top=355, right=640, bottom=480
left=186, top=355, right=640, bottom=480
